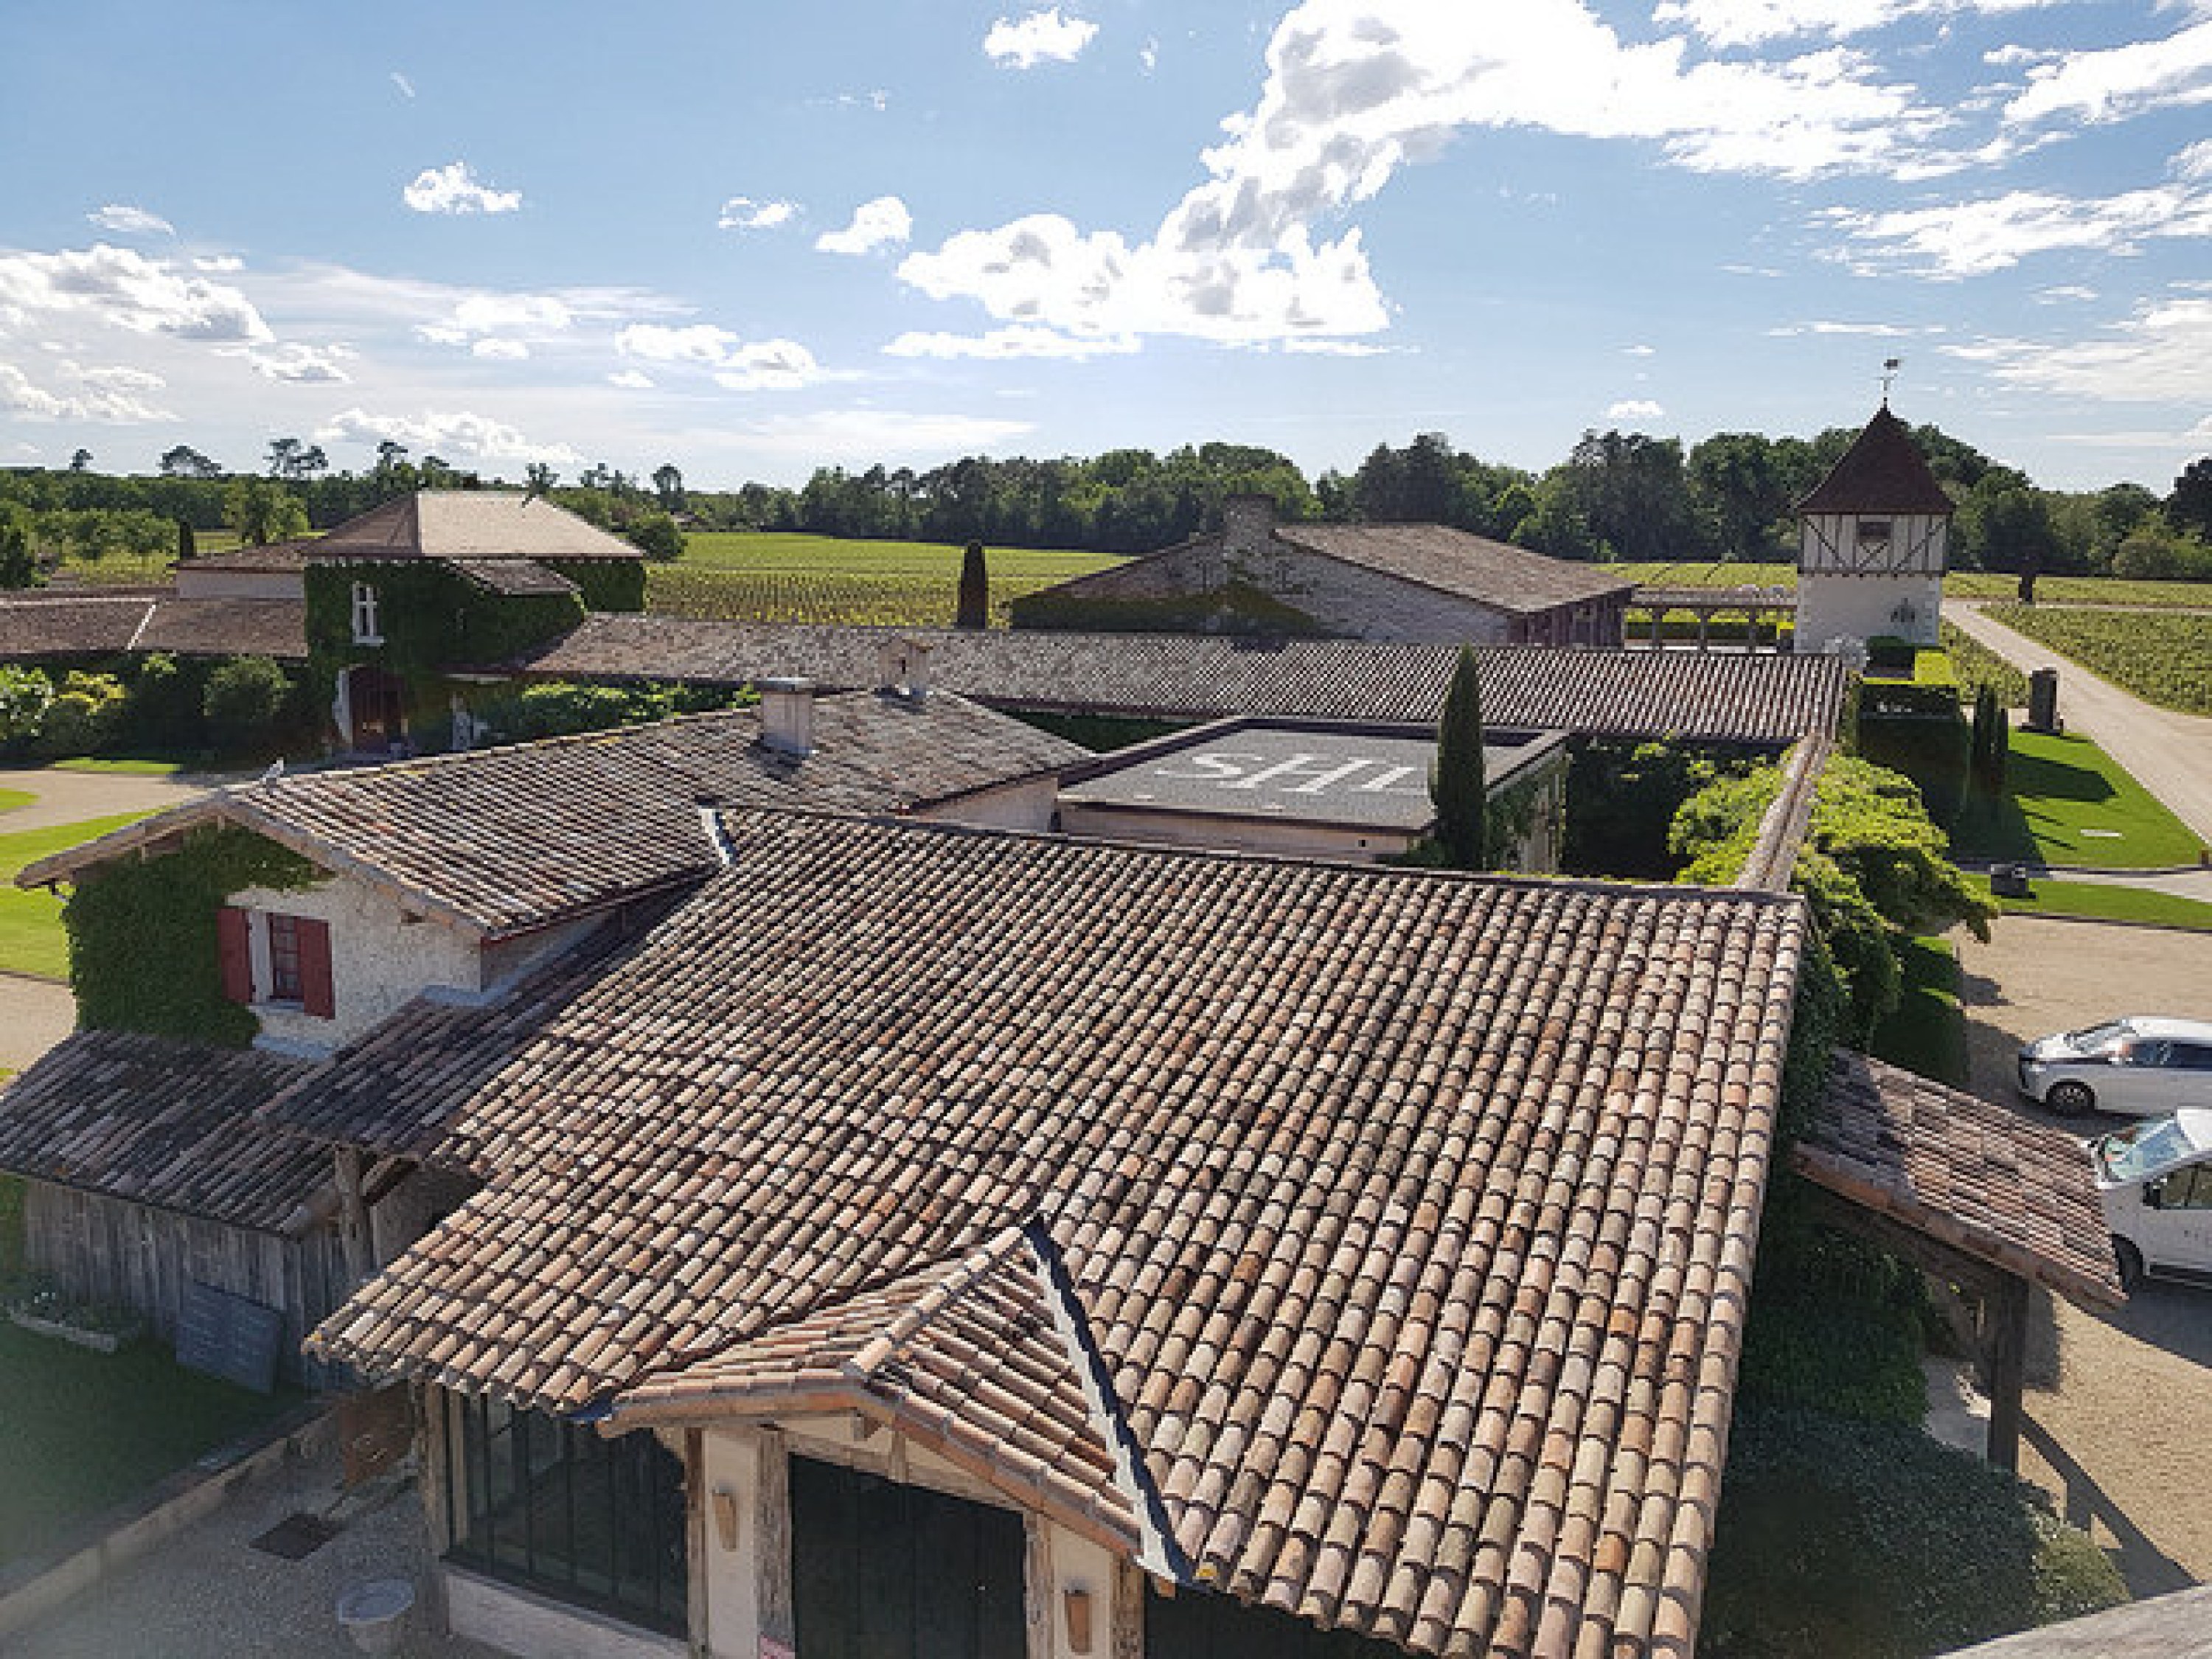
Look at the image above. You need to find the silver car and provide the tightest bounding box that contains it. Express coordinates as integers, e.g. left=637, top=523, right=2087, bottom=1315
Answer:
left=2017, top=1016, right=2212, bottom=1119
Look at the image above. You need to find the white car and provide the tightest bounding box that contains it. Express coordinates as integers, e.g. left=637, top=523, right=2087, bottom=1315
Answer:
left=2016, top=1015, right=2212, bottom=1119
left=2094, top=1110, right=2212, bottom=1290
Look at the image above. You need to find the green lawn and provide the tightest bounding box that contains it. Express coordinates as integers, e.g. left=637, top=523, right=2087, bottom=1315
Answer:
left=0, top=810, right=155, bottom=980
left=1970, top=874, right=2212, bottom=931
left=0, top=788, right=34, bottom=815
left=0, top=1322, right=299, bottom=1565
left=1951, top=728, right=2205, bottom=869
left=1868, top=934, right=1968, bottom=1086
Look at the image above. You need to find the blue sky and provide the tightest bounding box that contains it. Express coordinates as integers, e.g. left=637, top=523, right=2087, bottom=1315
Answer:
left=2, top=1, right=2208, bottom=492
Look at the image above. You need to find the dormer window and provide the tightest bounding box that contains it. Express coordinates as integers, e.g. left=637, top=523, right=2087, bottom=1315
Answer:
left=350, top=581, right=383, bottom=646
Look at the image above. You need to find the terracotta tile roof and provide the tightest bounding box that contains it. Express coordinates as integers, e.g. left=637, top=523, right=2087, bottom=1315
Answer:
left=621, top=1225, right=1147, bottom=1554
left=310, top=813, right=1808, bottom=1658
left=1795, top=405, right=1955, bottom=516
left=257, top=904, right=675, bottom=1166
left=1271, top=524, right=1634, bottom=613
left=0, top=594, right=306, bottom=661
left=448, top=557, right=579, bottom=597
left=0, top=1032, right=327, bottom=1233
left=518, top=619, right=1850, bottom=744
left=20, top=690, right=1083, bottom=937
left=307, top=491, right=643, bottom=562
left=1798, top=1051, right=2124, bottom=1308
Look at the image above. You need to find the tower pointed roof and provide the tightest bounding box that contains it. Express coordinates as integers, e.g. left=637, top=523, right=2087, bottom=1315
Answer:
left=1795, top=404, right=1955, bottom=516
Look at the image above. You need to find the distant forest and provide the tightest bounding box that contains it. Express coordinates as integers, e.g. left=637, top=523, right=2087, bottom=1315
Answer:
left=8, top=425, right=2212, bottom=580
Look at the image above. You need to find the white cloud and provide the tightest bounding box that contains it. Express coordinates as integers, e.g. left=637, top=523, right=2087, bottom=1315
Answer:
left=0, top=243, right=270, bottom=341
left=1140, top=37, right=1159, bottom=74
left=1826, top=177, right=2212, bottom=277
left=984, top=8, right=1100, bottom=69
left=0, top=360, right=173, bottom=423
left=719, top=197, right=799, bottom=232
left=242, top=342, right=355, bottom=383
left=402, top=161, right=522, bottom=215
left=2178, top=138, right=2212, bottom=181
left=2006, top=18, right=2212, bottom=126
left=1279, top=337, right=1392, bottom=355
left=317, top=406, right=580, bottom=465
left=1624, top=343, right=1655, bottom=355
left=728, top=407, right=1032, bottom=461
left=1945, top=294, right=2212, bottom=405
left=616, top=322, right=825, bottom=389
left=86, top=204, right=174, bottom=237
left=885, top=324, right=1138, bottom=360
left=391, top=71, right=416, bottom=100
left=1767, top=319, right=1918, bottom=335
left=194, top=254, right=244, bottom=273
left=472, top=338, right=531, bottom=360
left=900, top=0, right=1927, bottom=354
left=416, top=291, right=576, bottom=354
left=608, top=369, right=654, bottom=389
left=2036, top=284, right=2097, bottom=303
left=1607, top=398, right=1666, bottom=420
left=1654, top=0, right=2061, bottom=49
left=816, top=196, right=913, bottom=256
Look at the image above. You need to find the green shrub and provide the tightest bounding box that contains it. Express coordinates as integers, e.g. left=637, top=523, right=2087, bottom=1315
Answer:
left=476, top=679, right=748, bottom=742
left=1855, top=710, right=1970, bottom=828
left=0, top=666, right=53, bottom=748
left=32, top=672, right=128, bottom=758
left=201, top=655, right=294, bottom=753
left=1702, top=1405, right=2126, bottom=1659
left=1564, top=738, right=1755, bottom=879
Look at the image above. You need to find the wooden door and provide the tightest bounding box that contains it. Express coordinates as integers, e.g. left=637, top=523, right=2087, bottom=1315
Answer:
left=790, top=1455, right=1025, bottom=1659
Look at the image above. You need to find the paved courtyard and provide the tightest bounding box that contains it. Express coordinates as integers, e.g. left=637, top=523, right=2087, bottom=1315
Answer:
left=1957, top=913, right=2212, bottom=1597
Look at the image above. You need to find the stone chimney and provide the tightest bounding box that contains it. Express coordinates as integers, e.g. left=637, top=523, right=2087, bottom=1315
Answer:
left=1221, top=493, right=1278, bottom=558
left=759, top=677, right=815, bottom=757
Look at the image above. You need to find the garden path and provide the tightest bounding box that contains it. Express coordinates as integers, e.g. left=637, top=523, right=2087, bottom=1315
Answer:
left=0, top=765, right=215, bottom=833
left=1947, top=602, right=2212, bottom=849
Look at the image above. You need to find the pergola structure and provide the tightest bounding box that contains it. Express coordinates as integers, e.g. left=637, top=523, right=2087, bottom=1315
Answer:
left=1630, top=583, right=1798, bottom=651
left=1797, top=1051, right=2125, bottom=1472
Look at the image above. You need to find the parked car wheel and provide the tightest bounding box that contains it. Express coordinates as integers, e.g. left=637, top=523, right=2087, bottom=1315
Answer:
left=2046, top=1079, right=2096, bottom=1118
left=2114, top=1237, right=2145, bottom=1293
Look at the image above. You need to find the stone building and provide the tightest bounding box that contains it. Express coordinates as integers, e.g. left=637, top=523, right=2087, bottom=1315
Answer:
left=1794, top=403, right=1955, bottom=652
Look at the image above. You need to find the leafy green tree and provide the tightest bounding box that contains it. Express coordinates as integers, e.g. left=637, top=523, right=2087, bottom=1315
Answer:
left=159, top=445, right=223, bottom=479
left=1687, top=431, right=1806, bottom=563
left=69, top=448, right=92, bottom=473
left=224, top=477, right=310, bottom=546
left=0, top=503, right=35, bottom=588
left=1430, top=647, right=1488, bottom=869
left=622, top=509, right=684, bottom=562
left=2169, top=456, right=2212, bottom=540
left=265, top=437, right=304, bottom=478
left=652, top=463, right=686, bottom=512
left=1558, top=429, right=1699, bottom=563
left=175, top=517, right=196, bottom=563
left=956, top=540, right=990, bottom=629
left=201, top=655, right=293, bottom=752
left=1956, top=470, right=2063, bottom=574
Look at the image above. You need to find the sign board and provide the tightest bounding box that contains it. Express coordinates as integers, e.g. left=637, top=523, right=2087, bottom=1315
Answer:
left=175, top=1280, right=285, bottom=1394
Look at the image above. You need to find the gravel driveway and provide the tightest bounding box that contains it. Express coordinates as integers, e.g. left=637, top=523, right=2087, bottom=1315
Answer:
left=1956, top=914, right=2212, bottom=1596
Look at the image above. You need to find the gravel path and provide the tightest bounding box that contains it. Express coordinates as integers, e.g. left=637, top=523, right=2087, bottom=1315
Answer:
left=0, top=974, right=76, bottom=1071
left=1946, top=602, right=2212, bottom=846
left=0, top=766, right=220, bottom=834
left=1956, top=914, right=2212, bottom=1597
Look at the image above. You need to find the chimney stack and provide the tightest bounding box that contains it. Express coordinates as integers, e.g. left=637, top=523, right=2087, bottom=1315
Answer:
left=1222, top=493, right=1277, bottom=557
left=875, top=636, right=933, bottom=702
left=758, top=677, right=815, bottom=757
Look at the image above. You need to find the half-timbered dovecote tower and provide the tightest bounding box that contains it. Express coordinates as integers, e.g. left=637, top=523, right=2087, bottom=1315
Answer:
left=1794, top=403, right=1955, bottom=651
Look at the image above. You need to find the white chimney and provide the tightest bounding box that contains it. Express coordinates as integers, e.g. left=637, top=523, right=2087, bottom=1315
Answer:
left=759, top=677, right=815, bottom=757
left=875, top=636, right=932, bottom=702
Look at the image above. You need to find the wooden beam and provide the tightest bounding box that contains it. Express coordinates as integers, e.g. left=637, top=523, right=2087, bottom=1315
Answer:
left=333, top=1147, right=374, bottom=1287
left=685, top=1429, right=709, bottom=1659
left=755, top=1427, right=794, bottom=1648
left=1984, top=1272, right=2030, bottom=1474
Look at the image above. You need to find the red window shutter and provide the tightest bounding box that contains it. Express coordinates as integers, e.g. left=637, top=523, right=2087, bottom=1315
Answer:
left=297, top=917, right=336, bottom=1019
left=216, top=905, right=254, bottom=1004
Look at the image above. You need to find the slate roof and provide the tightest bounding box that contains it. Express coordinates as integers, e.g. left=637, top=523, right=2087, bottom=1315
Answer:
left=18, top=690, right=1084, bottom=939
left=1272, top=524, right=1634, bottom=613
left=307, top=491, right=644, bottom=563
left=1798, top=1051, right=2124, bottom=1307
left=0, top=593, right=306, bottom=661
left=0, top=1032, right=326, bottom=1233
left=1795, top=405, right=1955, bottom=516
left=621, top=1225, right=1147, bottom=1555
left=518, top=619, right=1851, bottom=745
left=310, top=812, right=1808, bottom=1659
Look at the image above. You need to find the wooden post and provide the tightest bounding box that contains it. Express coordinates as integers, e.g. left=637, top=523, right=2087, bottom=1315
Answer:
left=756, top=1427, right=794, bottom=1648
left=1024, top=1513, right=1054, bottom=1659
left=333, top=1147, right=373, bottom=1287
left=686, top=1430, right=709, bottom=1659
left=1111, top=1560, right=1146, bottom=1659
left=1984, top=1273, right=2030, bottom=1474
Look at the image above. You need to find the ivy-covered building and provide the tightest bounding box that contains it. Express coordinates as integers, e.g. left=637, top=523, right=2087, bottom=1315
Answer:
left=296, top=490, right=647, bottom=754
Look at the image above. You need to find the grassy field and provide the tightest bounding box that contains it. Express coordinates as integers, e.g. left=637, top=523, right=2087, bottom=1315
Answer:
left=1951, top=729, right=2205, bottom=869
left=0, top=810, right=155, bottom=979
left=49, top=529, right=244, bottom=589
left=1980, top=605, right=2212, bottom=717
left=0, top=1321, right=300, bottom=1565
left=1604, top=563, right=2212, bottom=609
left=650, top=532, right=1122, bottom=627
left=1969, top=874, right=2212, bottom=932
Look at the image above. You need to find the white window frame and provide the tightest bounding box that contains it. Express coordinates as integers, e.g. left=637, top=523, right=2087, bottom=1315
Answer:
left=350, top=580, right=383, bottom=646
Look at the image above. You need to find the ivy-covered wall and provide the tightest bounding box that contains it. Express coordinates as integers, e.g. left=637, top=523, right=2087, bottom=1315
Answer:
left=65, top=824, right=321, bottom=1046
left=546, top=557, right=645, bottom=613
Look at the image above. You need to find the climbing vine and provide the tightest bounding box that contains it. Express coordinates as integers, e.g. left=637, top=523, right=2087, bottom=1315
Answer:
left=65, top=824, right=321, bottom=1046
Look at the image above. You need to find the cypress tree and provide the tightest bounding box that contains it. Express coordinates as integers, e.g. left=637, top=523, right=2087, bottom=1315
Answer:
left=175, top=517, right=197, bottom=564
left=956, top=540, right=989, bottom=629
left=1431, top=645, right=1489, bottom=869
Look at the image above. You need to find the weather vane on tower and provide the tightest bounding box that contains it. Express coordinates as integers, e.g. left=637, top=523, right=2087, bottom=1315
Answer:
left=1880, top=357, right=1902, bottom=403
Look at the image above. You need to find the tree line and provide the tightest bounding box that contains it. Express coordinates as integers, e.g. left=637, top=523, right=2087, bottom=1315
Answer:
left=9, top=427, right=2210, bottom=580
